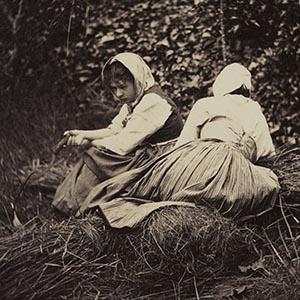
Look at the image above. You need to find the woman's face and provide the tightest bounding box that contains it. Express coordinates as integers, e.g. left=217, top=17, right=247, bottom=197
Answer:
left=109, top=78, right=136, bottom=104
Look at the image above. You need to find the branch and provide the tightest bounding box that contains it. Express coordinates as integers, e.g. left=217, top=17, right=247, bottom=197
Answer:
left=67, top=0, right=76, bottom=57
left=1, top=0, right=24, bottom=71
left=0, top=0, right=24, bottom=35
left=12, top=0, right=24, bottom=35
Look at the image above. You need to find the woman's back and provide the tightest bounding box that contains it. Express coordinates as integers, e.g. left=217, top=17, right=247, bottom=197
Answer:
left=176, top=94, right=275, bottom=160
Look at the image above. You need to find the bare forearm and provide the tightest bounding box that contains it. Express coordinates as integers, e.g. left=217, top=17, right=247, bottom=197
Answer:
left=77, top=128, right=114, bottom=141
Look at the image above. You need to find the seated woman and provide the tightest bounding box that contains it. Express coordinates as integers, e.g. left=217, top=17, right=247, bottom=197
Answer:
left=79, top=63, right=280, bottom=228
left=52, top=52, right=183, bottom=215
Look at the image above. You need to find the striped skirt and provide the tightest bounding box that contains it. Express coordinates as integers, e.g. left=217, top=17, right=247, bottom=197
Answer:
left=52, top=141, right=175, bottom=216
left=80, top=138, right=280, bottom=228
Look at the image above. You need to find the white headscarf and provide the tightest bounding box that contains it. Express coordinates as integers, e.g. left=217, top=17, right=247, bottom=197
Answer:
left=102, top=52, right=155, bottom=103
left=212, top=63, right=251, bottom=97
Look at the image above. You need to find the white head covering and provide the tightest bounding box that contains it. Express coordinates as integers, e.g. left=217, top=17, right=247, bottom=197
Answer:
left=102, top=52, right=155, bottom=103
left=212, top=63, right=251, bottom=97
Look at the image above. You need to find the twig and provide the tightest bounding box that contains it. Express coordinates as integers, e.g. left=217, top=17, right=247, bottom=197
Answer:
left=193, top=276, right=200, bottom=300
left=279, top=196, right=299, bottom=267
left=264, top=229, right=286, bottom=267
left=62, top=228, right=75, bottom=266
left=13, top=0, right=24, bottom=34
left=275, top=147, right=300, bottom=162
left=277, top=222, right=291, bottom=259
left=84, top=5, right=90, bottom=38
left=220, top=0, right=227, bottom=65
left=67, top=0, right=75, bottom=57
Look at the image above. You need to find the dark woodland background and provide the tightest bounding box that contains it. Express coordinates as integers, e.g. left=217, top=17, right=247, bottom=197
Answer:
left=1, top=1, right=300, bottom=299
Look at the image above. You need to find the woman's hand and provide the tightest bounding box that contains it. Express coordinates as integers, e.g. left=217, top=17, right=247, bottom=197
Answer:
left=64, top=130, right=89, bottom=147
left=64, top=129, right=81, bottom=137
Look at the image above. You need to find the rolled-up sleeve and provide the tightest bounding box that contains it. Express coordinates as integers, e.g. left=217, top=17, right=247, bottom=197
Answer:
left=253, top=103, right=276, bottom=159
left=98, top=93, right=172, bottom=155
left=175, top=99, right=210, bottom=147
left=107, top=104, right=129, bottom=134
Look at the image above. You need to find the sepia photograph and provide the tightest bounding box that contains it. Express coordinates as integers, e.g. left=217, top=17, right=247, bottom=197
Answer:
left=1, top=0, right=300, bottom=299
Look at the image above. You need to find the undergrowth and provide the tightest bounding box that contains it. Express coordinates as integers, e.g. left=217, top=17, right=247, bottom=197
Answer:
left=2, top=91, right=300, bottom=299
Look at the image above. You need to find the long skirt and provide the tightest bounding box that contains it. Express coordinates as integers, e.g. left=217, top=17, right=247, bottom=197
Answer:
left=79, top=139, right=280, bottom=228
left=52, top=141, right=175, bottom=215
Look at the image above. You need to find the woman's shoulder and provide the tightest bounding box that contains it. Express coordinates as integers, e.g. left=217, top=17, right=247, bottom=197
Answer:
left=135, top=92, right=171, bottom=112
left=191, top=97, right=218, bottom=110
left=243, top=97, right=263, bottom=111
left=143, top=84, right=179, bottom=109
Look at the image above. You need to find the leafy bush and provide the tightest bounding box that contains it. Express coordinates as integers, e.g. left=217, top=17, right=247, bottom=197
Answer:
left=2, top=0, right=299, bottom=132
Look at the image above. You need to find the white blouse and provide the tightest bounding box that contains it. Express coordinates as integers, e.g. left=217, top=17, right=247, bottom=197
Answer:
left=98, top=92, right=172, bottom=155
left=176, top=95, right=275, bottom=160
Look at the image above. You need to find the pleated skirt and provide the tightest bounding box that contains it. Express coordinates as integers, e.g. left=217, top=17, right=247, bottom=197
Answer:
left=52, top=141, right=175, bottom=215
left=81, top=139, right=280, bottom=228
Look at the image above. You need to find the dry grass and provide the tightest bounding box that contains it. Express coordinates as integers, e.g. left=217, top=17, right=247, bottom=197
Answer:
left=0, top=206, right=255, bottom=300
left=1, top=146, right=300, bottom=299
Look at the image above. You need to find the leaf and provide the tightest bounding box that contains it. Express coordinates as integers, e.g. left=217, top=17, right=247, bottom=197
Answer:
left=166, top=49, right=174, bottom=56
left=157, top=38, right=170, bottom=47
left=232, top=24, right=240, bottom=34
left=186, top=75, right=200, bottom=88
left=75, top=41, right=84, bottom=48
left=202, top=32, right=211, bottom=38
left=202, top=283, right=252, bottom=299
left=143, top=56, right=151, bottom=63
left=115, top=28, right=125, bottom=34
left=238, top=257, right=270, bottom=274
left=170, top=28, right=179, bottom=41
left=249, top=19, right=261, bottom=27
left=176, top=41, right=188, bottom=48
left=192, top=53, right=204, bottom=61
left=150, top=20, right=159, bottom=28
left=79, top=76, right=89, bottom=83
left=85, top=27, right=93, bottom=35
left=96, top=33, right=115, bottom=46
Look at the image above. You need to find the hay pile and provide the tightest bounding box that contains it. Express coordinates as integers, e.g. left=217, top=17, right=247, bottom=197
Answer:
left=1, top=146, right=300, bottom=299
left=256, top=145, right=300, bottom=226
left=15, top=158, right=70, bottom=194
left=0, top=206, right=255, bottom=300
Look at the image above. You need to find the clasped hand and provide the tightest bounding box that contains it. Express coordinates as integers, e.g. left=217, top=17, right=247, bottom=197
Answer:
left=64, top=130, right=91, bottom=147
